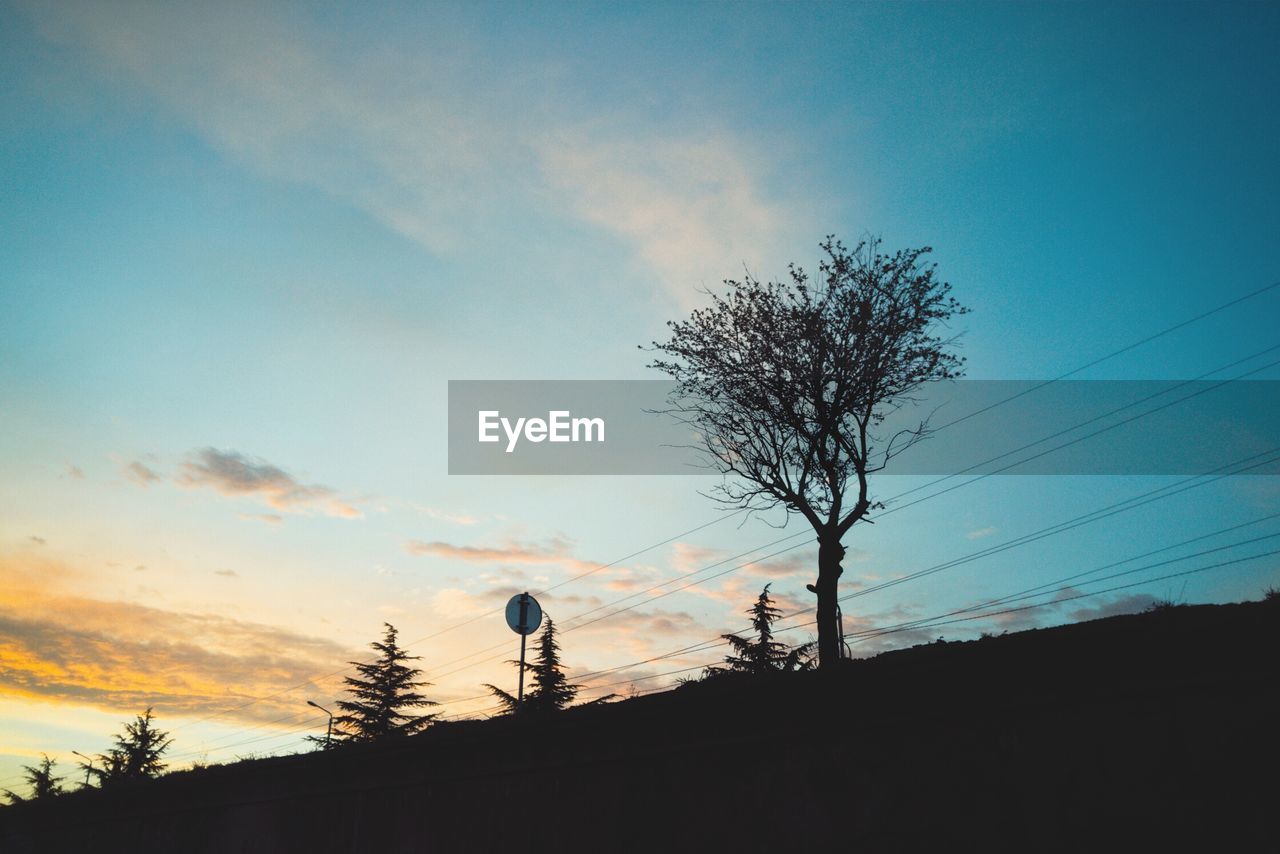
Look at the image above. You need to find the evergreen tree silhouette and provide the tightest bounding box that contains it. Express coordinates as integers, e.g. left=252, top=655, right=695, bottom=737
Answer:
left=331, top=623, right=438, bottom=742
left=3, top=754, right=65, bottom=804
left=485, top=618, right=610, bottom=714
left=717, top=585, right=814, bottom=675
left=84, top=708, right=172, bottom=787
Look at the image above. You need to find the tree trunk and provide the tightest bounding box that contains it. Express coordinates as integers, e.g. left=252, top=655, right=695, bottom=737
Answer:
left=815, top=534, right=845, bottom=669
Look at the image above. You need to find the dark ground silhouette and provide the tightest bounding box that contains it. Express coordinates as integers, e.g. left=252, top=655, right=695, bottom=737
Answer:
left=2, top=599, right=1276, bottom=852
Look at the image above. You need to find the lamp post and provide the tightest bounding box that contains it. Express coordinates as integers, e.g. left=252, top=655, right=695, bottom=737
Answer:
left=71, top=750, right=94, bottom=787
left=307, top=700, right=334, bottom=749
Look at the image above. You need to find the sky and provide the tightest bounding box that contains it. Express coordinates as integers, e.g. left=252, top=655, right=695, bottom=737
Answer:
left=2, top=0, right=1279, bottom=792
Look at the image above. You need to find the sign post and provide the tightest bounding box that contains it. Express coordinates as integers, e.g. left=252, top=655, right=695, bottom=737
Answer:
left=504, top=592, right=543, bottom=709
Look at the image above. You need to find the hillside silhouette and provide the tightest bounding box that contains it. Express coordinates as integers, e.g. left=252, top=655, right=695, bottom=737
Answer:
left=2, top=599, right=1276, bottom=852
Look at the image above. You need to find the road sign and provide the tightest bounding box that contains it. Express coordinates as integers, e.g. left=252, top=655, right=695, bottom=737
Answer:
left=505, top=592, right=543, bottom=636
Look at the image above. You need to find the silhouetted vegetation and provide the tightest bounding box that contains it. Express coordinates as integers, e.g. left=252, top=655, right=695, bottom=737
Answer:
left=485, top=618, right=611, bottom=714
left=3, top=755, right=65, bottom=804
left=706, top=584, right=813, bottom=677
left=82, top=708, right=172, bottom=788
left=329, top=623, right=438, bottom=743
left=649, top=236, right=968, bottom=667
left=4, top=599, right=1276, bottom=851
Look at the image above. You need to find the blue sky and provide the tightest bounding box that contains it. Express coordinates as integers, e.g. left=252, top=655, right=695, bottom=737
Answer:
left=2, top=0, right=1278, bottom=790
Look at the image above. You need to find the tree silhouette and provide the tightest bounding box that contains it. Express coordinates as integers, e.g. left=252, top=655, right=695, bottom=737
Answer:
left=717, top=584, right=814, bottom=675
left=485, top=618, right=608, bottom=714
left=649, top=236, right=967, bottom=667
left=331, top=623, right=438, bottom=742
left=83, top=708, right=172, bottom=787
left=3, top=754, right=65, bottom=804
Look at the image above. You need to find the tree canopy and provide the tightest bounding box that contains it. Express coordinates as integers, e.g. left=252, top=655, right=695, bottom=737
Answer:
left=84, top=708, right=172, bottom=787
left=332, top=623, right=438, bottom=742
left=650, top=237, right=967, bottom=667
left=717, top=584, right=814, bottom=675
left=3, top=754, right=65, bottom=804
left=485, top=618, right=607, bottom=714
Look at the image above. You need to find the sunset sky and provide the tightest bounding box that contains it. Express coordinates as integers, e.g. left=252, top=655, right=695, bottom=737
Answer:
left=2, top=1, right=1279, bottom=791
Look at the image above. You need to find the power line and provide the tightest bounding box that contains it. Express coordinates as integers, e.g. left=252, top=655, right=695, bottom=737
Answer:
left=556, top=349, right=1280, bottom=652
left=581, top=528, right=1280, bottom=701
left=387, top=285, right=1280, bottom=695
left=833, top=447, right=1280, bottom=608
left=881, top=340, right=1280, bottom=506
left=155, top=280, right=1280, bottom=744
left=561, top=454, right=1280, bottom=696
left=844, top=512, right=1280, bottom=640
left=926, top=278, right=1280, bottom=434
left=409, top=418, right=1280, bottom=692
left=843, top=548, right=1280, bottom=647
left=164, top=511, right=746, bottom=740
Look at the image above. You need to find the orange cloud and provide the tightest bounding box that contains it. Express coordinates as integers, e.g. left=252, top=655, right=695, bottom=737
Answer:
left=0, top=556, right=357, bottom=725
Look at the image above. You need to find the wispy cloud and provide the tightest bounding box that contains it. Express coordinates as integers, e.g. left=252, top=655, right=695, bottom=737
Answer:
left=19, top=1, right=816, bottom=307
left=537, top=130, right=808, bottom=307
left=240, top=512, right=285, bottom=526
left=670, top=541, right=817, bottom=581
left=415, top=506, right=481, bottom=526
left=405, top=536, right=599, bottom=574
left=123, top=460, right=160, bottom=487
left=177, top=448, right=362, bottom=519
left=966, top=526, right=998, bottom=540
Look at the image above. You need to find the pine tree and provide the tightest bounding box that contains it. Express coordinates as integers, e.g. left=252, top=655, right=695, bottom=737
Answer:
left=85, top=708, right=172, bottom=787
left=332, top=623, right=438, bottom=742
left=3, top=754, right=65, bottom=804
left=719, top=585, right=814, bottom=675
left=484, top=618, right=606, bottom=714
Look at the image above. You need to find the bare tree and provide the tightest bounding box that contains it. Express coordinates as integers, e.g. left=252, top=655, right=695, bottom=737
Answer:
left=649, top=237, right=967, bottom=668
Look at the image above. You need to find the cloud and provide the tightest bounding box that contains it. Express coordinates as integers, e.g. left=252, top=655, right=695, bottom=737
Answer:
left=27, top=537, right=45, bottom=546
left=64, top=462, right=84, bottom=480
left=240, top=513, right=285, bottom=526
left=537, top=130, right=809, bottom=307
left=669, top=541, right=823, bottom=582
left=0, top=556, right=357, bottom=724
left=415, top=506, right=480, bottom=526
left=405, top=536, right=600, bottom=574
left=564, top=605, right=706, bottom=642
left=429, top=588, right=495, bottom=620
left=18, top=1, right=816, bottom=307
left=744, top=552, right=816, bottom=579
left=1067, top=593, right=1158, bottom=623
left=213, top=569, right=238, bottom=578
left=123, top=460, right=161, bottom=487
left=966, top=527, right=998, bottom=540
left=177, top=448, right=362, bottom=519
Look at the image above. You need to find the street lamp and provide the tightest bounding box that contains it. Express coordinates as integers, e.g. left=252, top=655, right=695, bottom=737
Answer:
left=307, top=700, right=334, bottom=749
left=70, top=750, right=94, bottom=787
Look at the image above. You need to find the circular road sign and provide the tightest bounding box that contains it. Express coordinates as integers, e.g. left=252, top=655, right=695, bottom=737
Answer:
left=505, top=592, right=543, bottom=636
